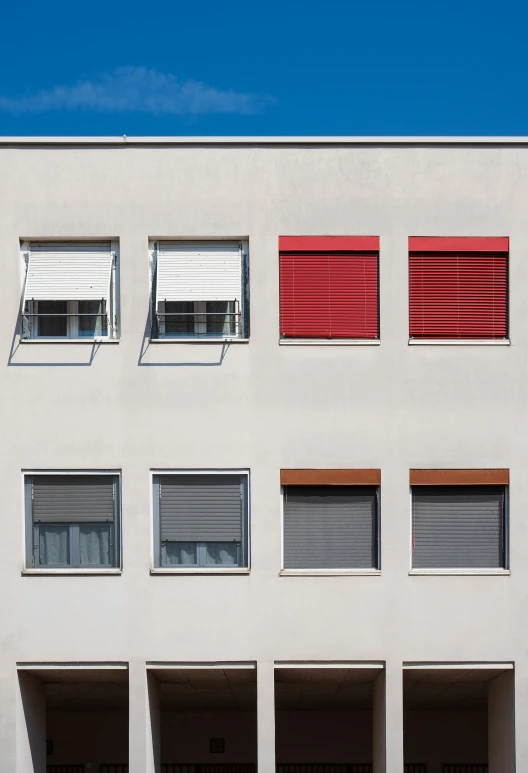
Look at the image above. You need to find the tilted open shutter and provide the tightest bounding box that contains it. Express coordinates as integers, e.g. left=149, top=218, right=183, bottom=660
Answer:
left=409, top=237, right=508, bottom=339
left=157, top=242, right=242, bottom=304
left=159, top=475, right=243, bottom=542
left=412, top=486, right=504, bottom=569
left=283, top=486, right=377, bottom=569
left=280, top=252, right=379, bottom=339
left=24, top=242, right=113, bottom=303
left=33, top=475, right=115, bottom=523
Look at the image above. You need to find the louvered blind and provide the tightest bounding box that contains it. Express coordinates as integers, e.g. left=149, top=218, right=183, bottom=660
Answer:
left=32, top=475, right=115, bottom=524
left=280, top=253, right=379, bottom=339
left=157, top=242, right=242, bottom=304
left=159, top=475, right=244, bottom=542
left=24, top=242, right=113, bottom=302
left=409, top=252, right=508, bottom=339
left=412, top=486, right=504, bottom=569
left=283, top=486, right=377, bottom=569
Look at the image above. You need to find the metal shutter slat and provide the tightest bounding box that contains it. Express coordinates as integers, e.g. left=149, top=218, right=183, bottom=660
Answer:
left=157, top=242, right=242, bottom=303
left=283, top=486, right=377, bottom=569
left=24, top=242, right=113, bottom=302
left=160, top=475, right=243, bottom=542
left=33, top=475, right=115, bottom=523
left=279, top=253, right=379, bottom=339
left=412, top=487, right=503, bottom=569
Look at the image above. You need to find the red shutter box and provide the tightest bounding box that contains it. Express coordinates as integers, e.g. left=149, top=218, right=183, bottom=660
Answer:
left=279, top=236, right=380, bottom=339
left=409, top=237, right=508, bottom=340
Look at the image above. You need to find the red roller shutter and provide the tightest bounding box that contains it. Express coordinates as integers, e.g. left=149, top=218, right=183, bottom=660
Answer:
left=409, top=237, right=508, bottom=340
left=279, top=236, right=379, bottom=339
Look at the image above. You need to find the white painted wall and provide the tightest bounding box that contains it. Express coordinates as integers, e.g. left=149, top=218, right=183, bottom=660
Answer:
left=0, top=140, right=524, bottom=770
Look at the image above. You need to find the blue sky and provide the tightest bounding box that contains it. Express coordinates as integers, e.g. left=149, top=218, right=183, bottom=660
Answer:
left=0, top=0, right=525, bottom=136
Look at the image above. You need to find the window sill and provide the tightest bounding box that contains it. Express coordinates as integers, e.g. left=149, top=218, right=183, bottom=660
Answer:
left=279, top=338, right=380, bottom=346
left=280, top=569, right=381, bottom=576
left=409, top=569, right=510, bottom=576
left=409, top=339, right=510, bottom=346
left=20, top=338, right=120, bottom=344
left=22, top=568, right=122, bottom=576
left=150, top=567, right=250, bottom=575
left=149, top=338, right=249, bottom=344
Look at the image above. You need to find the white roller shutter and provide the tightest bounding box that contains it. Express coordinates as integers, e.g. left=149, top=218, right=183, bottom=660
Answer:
left=156, top=241, right=242, bottom=304
left=23, top=242, right=113, bottom=303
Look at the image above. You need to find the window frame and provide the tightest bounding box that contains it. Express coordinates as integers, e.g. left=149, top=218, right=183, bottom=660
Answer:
left=151, top=469, right=251, bottom=574
left=408, top=236, right=509, bottom=345
left=278, top=235, right=381, bottom=345
left=20, top=240, right=120, bottom=342
left=23, top=470, right=122, bottom=574
left=280, top=483, right=382, bottom=575
left=409, top=484, right=510, bottom=575
left=149, top=240, right=250, bottom=342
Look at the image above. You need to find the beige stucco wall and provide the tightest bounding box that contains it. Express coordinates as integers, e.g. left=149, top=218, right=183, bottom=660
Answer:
left=0, top=140, right=525, bottom=771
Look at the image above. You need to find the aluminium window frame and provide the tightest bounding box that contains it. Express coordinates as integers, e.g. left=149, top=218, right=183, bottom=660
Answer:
left=20, top=240, right=120, bottom=342
left=408, top=484, right=510, bottom=575
left=148, top=240, right=250, bottom=341
left=23, top=470, right=122, bottom=573
left=151, top=469, right=251, bottom=573
left=279, top=483, right=382, bottom=575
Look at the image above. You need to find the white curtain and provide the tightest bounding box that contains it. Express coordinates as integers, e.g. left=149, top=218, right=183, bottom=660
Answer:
left=165, top=541, right=197, bottom=565
left=206, top=542, right=237, bottom=565
left=39, top=525, right=68, bottom=565
left=80, top=525, right=111, bottom=565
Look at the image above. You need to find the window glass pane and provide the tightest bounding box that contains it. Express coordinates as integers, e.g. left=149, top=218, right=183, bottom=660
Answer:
left=165, top=302, right=194, bottom=336
left=79, top=524, right=111, bottom=565
left=205, top=542, right=239, bottom=566
left=79, top=300, right=106, bottom=337
left=206, top=301, right=235, bottom=336
left=38, top=525, right=69, bottom=565
left=38, top=301, right=67, bottom=337
left=164, top=542, right=197, bottom=565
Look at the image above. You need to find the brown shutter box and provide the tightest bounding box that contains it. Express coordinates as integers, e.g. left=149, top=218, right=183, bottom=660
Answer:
left=281, top=469, right=381, bottom=486
left=410, top=469, right=509, bottom=486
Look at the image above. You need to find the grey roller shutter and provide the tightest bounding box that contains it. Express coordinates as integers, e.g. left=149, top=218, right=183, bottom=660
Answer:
left=160, top=475, right=243, bottom=542
left=33, top=475, right=115, bottom=524
left=412, top=486, right=504, bottom=569
left=283, top=486, right=377, bottom=569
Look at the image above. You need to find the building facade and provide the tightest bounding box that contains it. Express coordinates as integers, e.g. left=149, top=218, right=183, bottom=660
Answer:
left=0, top=137, right=525, bottom=773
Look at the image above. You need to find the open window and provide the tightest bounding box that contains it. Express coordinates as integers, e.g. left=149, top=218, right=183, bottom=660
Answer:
left=24, top=472, right=121, bottom=570
left=150, top=241, right=249, bottom=340
left=152, top=471, right=250, bottom=571
left=21, top=241, right=118, bottom=340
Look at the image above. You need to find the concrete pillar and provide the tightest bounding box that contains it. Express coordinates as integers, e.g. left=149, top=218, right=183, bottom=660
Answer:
left=373, top=663, right=403, bottom=773
left=257, top=661, right=275, bottom=773
left=16, top=671, right=46, bottom=773
left=488, top=670, right=515, bottom=773
left=128, top=662, right=160, bottom=773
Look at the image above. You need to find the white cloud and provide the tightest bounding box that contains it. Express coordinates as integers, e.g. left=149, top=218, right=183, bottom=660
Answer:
left=0, top=66, right=275, bottom=115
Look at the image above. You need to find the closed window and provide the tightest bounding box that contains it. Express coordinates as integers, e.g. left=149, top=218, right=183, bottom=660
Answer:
left=409, top=236, right=508, bottom=340
left=25, top=474, right=121, bottom=569
left=283, top=485, right=379, bottom=570
left=279, top=236, right=379, bottom=340
left=21, top=241, right=118, bottom=340
left=412, top=486, right=507, bottom=569
left=153, top=472, right=249, bottom=569
left=152, top=241, right=249, bottom=339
